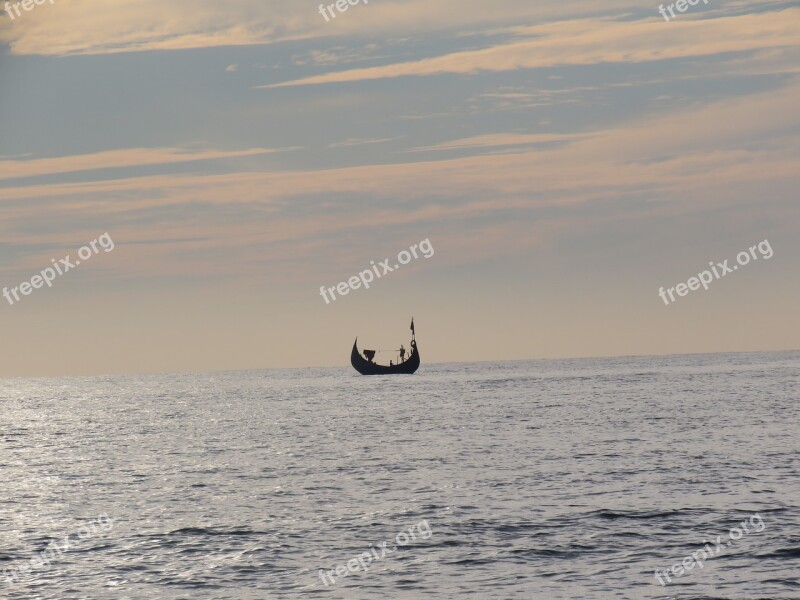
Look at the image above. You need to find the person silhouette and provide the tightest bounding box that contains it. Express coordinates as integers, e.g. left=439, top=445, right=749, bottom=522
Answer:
left=399, top=345, right=406, bottom=362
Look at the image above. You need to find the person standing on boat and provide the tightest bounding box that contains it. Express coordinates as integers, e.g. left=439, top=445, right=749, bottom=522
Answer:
left=399, top=345, right=406, bottom=363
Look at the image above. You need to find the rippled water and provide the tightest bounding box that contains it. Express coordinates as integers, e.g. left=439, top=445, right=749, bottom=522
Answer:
left=1, top=351, right=799, bottom=599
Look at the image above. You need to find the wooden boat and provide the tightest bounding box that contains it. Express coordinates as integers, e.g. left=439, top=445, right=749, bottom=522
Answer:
left=351, top=320, right=420, bottom=375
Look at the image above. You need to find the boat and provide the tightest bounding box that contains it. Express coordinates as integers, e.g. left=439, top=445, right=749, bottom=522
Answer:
left=351, top=319, right=420, bottom=375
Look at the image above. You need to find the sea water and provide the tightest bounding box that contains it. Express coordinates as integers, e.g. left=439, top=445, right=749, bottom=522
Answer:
left=1, top=350, right=798, bottom=599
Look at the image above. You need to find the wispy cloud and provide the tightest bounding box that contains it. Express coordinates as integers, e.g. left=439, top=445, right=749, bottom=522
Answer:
left=265, top=9, right=800, bottom=87
left=3, top=78, right=797, bottom=278
left=291, top=44, right=385, bottom=67
left=328, top=137, right=402, bottom=148
left=406, top=133, right=589, bottom=153
left=0, top=147, right=283, bottom=181
left=0, top=0, right=646, bottom=56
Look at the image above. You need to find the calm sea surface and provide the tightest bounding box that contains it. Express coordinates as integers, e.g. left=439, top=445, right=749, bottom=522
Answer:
left=1, top=351, right=799, bottom=599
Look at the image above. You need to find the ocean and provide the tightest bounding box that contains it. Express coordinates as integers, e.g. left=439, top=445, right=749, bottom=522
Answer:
left=1, top=350, right=798, bottom=599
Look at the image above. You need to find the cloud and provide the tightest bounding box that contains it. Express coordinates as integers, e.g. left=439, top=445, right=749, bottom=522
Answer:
left=0, top=0, right=302, bottom=56
left=2, top=79, right=797, bottom=269
left=328, top=136, right=402, bottom=148
left=265, top=8, right=800, bottom=87
left=0, top=0, right=650, bottom=57
left=406, top=133, right=590, bottom=153
left=0, top=147, right=288, bottom=181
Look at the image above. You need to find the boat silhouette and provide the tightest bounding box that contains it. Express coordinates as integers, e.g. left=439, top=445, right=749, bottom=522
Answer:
left=351, top=319, right=419, bottom=375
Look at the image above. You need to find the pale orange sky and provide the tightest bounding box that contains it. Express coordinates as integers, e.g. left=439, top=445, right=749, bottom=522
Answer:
left=0, top=0, right=798, bottom=376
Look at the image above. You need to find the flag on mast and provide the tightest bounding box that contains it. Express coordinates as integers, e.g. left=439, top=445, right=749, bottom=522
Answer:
left=410, top=318, right=415, bottom=334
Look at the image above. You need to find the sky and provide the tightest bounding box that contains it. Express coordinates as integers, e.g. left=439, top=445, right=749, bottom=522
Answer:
left=0, top=0, right=798, bottom=377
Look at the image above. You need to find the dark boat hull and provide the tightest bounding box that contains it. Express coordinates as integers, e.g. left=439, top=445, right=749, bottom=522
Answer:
left=351, top=339, right=420, bottom=375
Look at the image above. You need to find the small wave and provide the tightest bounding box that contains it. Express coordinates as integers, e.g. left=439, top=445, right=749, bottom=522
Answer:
left=585, top=509, right=682, bottom=520
left=760, top=546, right=800, bottom=558
left=144, top=527, right=261, bottom=538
